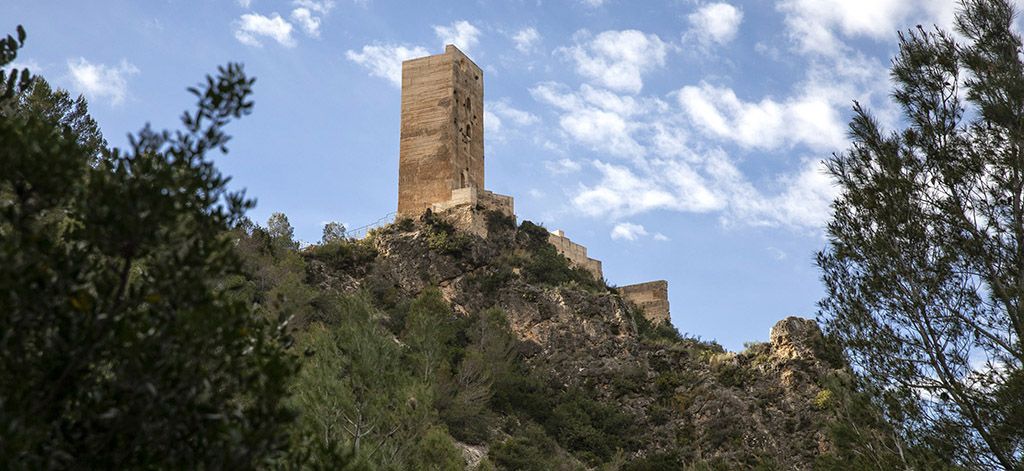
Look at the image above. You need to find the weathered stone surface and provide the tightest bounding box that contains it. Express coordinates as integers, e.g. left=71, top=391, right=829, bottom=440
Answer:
left=398, top=45, right=485, bottom=218
left=547, top=229, right=603, bottom=280
left=619, top=280, right=670, bottom=324
left=769, top=316, right=825, bottom=362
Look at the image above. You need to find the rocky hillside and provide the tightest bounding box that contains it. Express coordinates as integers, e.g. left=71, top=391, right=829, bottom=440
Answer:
left=289, top=208, right=885, bottom=469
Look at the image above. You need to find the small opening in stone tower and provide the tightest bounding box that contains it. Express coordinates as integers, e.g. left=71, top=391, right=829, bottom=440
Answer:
left=460, top=168, right=468, bottom=188
left=465, top=123, right=471, bottom=137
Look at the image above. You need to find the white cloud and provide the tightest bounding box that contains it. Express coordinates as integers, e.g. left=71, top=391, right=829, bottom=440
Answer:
left=677, top=81, right=846, bottom=151
left=234, top=13, right=295, bottom=47
left=485, top=110, right=503, bottom=136
left=486, top=100, right=539, bottom=142
left=290, top=8, right=321, bottom=37
left=289, top=0, right=334, bottom=37
left=434, top=20, right=481, bottom=52
left=776, top=0, right=955, bottom=56
left=489, top=100, right=539, bottom=126
left=611, top=222, right=648, bottom=241
left=581, top=0, right=606, bottom=6
left=346, top=44, right=430, bottom=87
left=766, top=247, right=787, bottom=260
left=66, top=58, right=139, bottom=106
left=513, top=27, right=541, bottom=53
left=544, top=158, right=582, bottom=174
left=237, top=0, right=252, bottom=7
left=527, top=26, right=868, bottom=232
left=574, top=160, right=723, bottom=218
left=745, top=158, right=839, bottom=229
left=293, top=0, right=335, bottom=14
left=609, top=223, right=669, bottom=242
left=687, top=3, right=743, bottom=46
left=571, top=154, right=837, bottom=230
left=560, top=107, right=645, bottom=156
left=531, top=82, right=660, bottom=157
left=562, top=30, right=668, bottom=94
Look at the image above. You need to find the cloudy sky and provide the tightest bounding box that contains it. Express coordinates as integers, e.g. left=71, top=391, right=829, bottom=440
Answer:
left=3, top=0, right=969, bottom=349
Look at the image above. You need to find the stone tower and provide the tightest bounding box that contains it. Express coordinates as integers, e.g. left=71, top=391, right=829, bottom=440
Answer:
left=397, top=45, right=485, bottom=217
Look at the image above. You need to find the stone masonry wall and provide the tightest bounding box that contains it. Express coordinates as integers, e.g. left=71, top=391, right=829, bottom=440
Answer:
left=398, top=45, right=484, bottom=218
left=619, top=280, right=670, bottom=324
left=548, top=230, right=603, bottom=281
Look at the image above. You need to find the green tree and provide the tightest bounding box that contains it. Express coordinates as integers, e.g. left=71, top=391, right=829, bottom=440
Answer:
left=402, top=288, right=460, bottom=383
left=12, top=76, right=106, bottom=157
left=0, top=28, right=298, bottom=468
left=230, top=217, right=319, bottom=329
left=268, top=211, right=299, bottom=250
left=323, top=221, right=347, bottom=243
left=435, top=308, right=518, bottom=443
left=293, top=295, right=433, bottom=468
left=818, top=1, right=1024, bottom=468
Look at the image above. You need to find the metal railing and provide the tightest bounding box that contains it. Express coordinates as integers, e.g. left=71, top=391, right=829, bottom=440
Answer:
left=345, top=211, right=398, bottom=239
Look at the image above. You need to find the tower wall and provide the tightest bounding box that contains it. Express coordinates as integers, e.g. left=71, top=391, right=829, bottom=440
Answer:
left=398, top=45, right=484, bottom=217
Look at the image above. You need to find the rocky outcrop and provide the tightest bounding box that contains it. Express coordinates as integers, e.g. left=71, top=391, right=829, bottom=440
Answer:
left=303, top=216, right=860, bottom=469
left=770, top=316, right=826, bottom=362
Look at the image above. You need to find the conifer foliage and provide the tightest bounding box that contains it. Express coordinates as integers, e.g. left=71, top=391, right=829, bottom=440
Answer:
left=819, top=1, right=1024, bottom=468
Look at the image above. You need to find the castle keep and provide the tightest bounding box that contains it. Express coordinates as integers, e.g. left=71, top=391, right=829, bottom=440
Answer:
left=396, top=45, right=670, bottom=325
left=398, top=45, right=512, bottom=218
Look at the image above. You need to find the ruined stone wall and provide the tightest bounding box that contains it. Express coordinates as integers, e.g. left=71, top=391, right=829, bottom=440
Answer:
left=548, top=230, right=603, bottom=281
left=479, top=190, right=514, bottom=218
left=619, top=280, right=670, bottom=324
left=398, top=45, right=484, bottom=218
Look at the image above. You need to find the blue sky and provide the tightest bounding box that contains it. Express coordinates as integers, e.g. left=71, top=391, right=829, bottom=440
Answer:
left=2, top=0, right=965, bottom=350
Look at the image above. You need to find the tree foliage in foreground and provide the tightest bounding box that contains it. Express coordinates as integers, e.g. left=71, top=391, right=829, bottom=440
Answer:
left=819, top=1, right=1024, bottom=468
left=0, top=28, right=299, bottom=468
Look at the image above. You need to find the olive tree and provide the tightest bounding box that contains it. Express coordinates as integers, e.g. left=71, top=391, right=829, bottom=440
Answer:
left=0, top=27, right=299, bottom=468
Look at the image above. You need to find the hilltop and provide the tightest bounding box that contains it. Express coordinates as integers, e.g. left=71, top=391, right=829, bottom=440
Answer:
left=236, top=207, right=895, bottom=469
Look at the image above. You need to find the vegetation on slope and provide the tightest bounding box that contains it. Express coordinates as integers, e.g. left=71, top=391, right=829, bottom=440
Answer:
left=6, top=1, right=1024, bottom=467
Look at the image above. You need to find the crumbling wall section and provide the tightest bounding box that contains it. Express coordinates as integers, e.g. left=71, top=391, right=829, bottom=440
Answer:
left=619, top=280, right=670, bottom=324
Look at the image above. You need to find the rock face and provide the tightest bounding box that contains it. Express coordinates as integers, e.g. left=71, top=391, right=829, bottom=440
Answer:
left=770, top=316, right=826, bottom=361
left=304, top=215, right=857, bottom=469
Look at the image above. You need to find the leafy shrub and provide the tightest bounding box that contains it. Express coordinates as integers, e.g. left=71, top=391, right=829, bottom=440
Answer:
left=708, top=353, right=750, bottom=388
left=305, top=238, right=377, bottom=272
left=546, top=388, right=637, bottom=464
left=626, top=304, right=683, bottom=344
left=0, top=39, right=302, bottom=468
left=470, top=266, right=515, bottom=297
left=654, top=371, right=688, bottom=399
left=362, top=266, right=403, bottom=313
left=424, top=216, right=471, bottom=256
left=490, top=423, right=580, bottom=471
left=405, top=426, right=465, bottom=471
left=814, top=389, right=835, bottom=410
left=515, top=221, right=604, bottom=292
left=395, top=217, right=416, bottom=232
left=485, top=209, right=516, bottom=235
left=610, top=364, right=646, bottom=396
